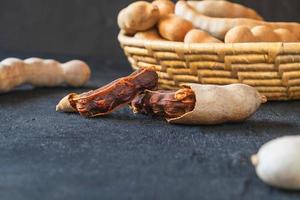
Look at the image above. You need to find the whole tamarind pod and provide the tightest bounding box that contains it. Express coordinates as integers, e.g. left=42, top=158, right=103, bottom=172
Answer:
left=251, top=136, right=300, bottom=190
left=187, top=0, right=264, bottom=20
left=131, top=88, right=196, bottom=118
left=175, top=1, right=300, bottom=40
left=0, top=58, right=91, bottom=93
left=132, top=83, right=266, bottom=125
left=56, top=68, right=158, bottom=117
left=118, top=1, right=160, bottom=35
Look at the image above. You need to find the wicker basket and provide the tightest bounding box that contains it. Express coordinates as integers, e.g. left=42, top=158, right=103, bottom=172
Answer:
left=118, top=32, right=300, bottom=100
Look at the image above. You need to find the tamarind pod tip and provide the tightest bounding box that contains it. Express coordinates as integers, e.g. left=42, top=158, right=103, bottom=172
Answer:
left=56, top=94, right=77, bottom=113
left=260, top=95, right=267, bottom=104
left=251, top=154, right=259, bottom=166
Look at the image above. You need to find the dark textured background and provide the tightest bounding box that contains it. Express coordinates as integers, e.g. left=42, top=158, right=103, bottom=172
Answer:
left=0, top=1, right=300, bottom=200
left=0, top=0, right=299, bottom=58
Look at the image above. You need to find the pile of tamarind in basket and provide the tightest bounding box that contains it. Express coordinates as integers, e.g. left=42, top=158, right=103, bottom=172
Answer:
left=118, top=0, right=300, bottom=43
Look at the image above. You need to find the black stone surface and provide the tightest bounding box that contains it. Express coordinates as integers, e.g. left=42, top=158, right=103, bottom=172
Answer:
left=0, top=52, right=300, bottom=200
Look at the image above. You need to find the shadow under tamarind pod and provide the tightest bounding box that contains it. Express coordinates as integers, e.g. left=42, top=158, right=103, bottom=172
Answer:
left=56, top=68, right=158, bottom=117
left=131, top=84, right=267, bottom=125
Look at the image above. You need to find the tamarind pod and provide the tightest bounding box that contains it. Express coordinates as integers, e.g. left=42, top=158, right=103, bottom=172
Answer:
left=184, top=29, right=223, bottom=43
left=158, top=14, right=194, bottom=41
left=0, top=58, right=91, bottom=93
left=130, top=88, right=196, bottom=118
left=167, top=84, right=266, bottom=125
left=175, top=1, right=300, bottom=40
left=187, top=0, right=264, bottom=20
left=118, top=1, right=160, bottom=35
left=56, top=68, right=158, bottom=117
left=225, top=25, right=299, bottom=43
left=252, top=136, right=300, bottom=190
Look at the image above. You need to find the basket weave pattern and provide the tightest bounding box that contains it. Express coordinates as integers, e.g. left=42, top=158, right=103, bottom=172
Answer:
left=119, top=33, right=300, bottom=100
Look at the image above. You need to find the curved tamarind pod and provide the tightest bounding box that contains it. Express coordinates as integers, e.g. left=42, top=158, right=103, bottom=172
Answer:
left=56, top=68, right=158, bottom=117
left=175, top=1, right=300, bottom=40
left=0, top=58, right=91, bottom=93
left=187, top=0, right=264, bottom=20
left=168, top=84, right=266, bottom=125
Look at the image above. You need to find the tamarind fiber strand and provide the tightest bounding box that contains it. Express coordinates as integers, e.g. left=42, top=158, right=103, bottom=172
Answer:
left=118, top=31, right=300, bottom=101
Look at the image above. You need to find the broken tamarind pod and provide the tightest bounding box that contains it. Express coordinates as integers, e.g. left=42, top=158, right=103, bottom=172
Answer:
left=0, top=58, right=91, bottom=93
left=251, top=136, right=300, bottom=190
left=132, top=83, right=266, bottom=125
left=131, top=88, right=196, bottom=118
left=56, top=68, right=158, bottom=117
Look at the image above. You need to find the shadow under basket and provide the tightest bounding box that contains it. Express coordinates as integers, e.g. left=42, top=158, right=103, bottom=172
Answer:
left=118, top=32, right=300, bottom=101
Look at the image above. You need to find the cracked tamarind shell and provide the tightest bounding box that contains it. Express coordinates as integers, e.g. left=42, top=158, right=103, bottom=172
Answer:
left=167, top=83, right=266, bottom=125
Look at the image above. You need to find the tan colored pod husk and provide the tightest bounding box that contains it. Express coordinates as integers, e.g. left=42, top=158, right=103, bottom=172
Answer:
left=158, top=14, right=193, bottom=41
left=252, top=136, right=300, bottom=190
left=167, top=83, right=266, bottom=125
left=152, top=0, right=175, bottom=18
left=118, top=1, right=160, bottom=35
left=274, top=28, right=299, bottom=42
left=184, top=29, right=222, bottom=43
left=251, top=25, right=280, bottom=42
left=134, top=29, right=165, bottom=41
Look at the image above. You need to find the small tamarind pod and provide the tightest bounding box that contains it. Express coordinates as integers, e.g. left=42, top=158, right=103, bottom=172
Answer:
left=251, top=136, right=300, bottom=190
left=118, top=1, right=160, bottom=35
left=0, top=58, right=91, bottom=93
left=56, top=68, right=158, bottom=117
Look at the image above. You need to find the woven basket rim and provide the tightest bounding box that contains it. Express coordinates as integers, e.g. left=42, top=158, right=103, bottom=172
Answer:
left=118, top=32, right=300, bottom=55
